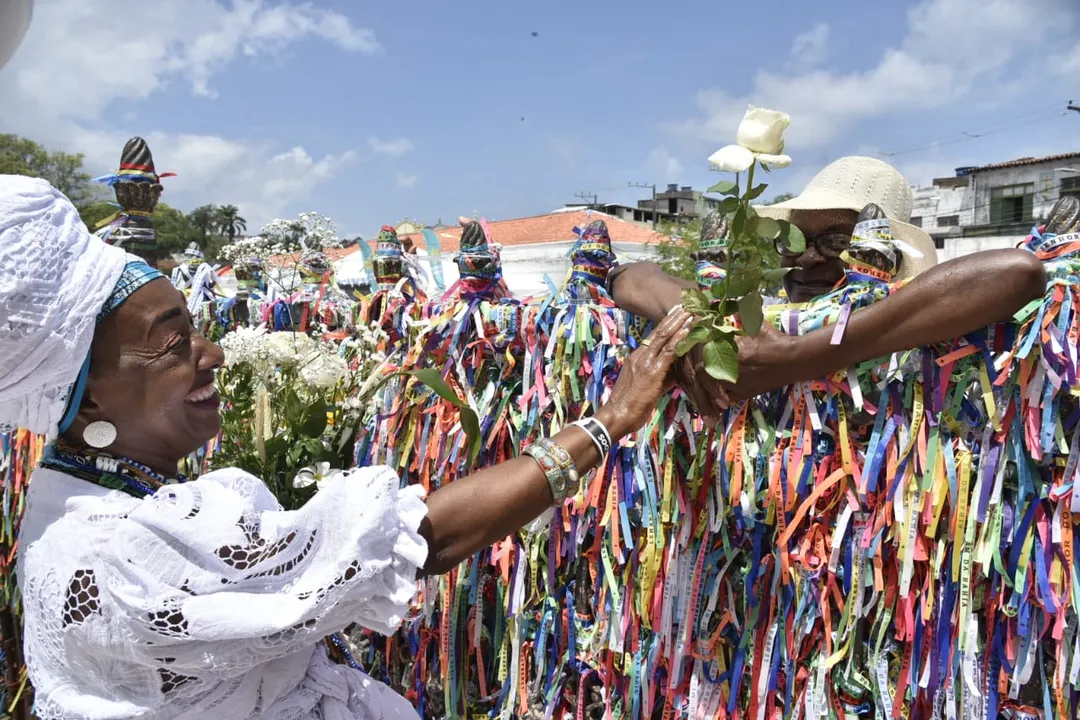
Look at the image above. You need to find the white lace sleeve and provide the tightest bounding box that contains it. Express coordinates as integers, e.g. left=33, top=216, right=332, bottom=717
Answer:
left=89, top=465, right=427, bottom=674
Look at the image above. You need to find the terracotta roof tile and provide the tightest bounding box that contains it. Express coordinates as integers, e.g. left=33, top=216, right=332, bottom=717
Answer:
left=266, top=210, right=672, bottom=268
left=972, top=152, right=1080, bottom=173
left=354, top=210, right=670, bottom=258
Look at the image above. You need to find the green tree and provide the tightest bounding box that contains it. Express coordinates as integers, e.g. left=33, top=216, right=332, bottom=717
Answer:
left=81, top=200, right=202, bottom=263
left=188, top=204, right=218, bottom=242
left=214, top=204, right=247, bottom=243
left=655, top=218, right=702, bottom=282
left=0, top=133, right=100, bottom=206
left=766, top=192, right=795, bottom=205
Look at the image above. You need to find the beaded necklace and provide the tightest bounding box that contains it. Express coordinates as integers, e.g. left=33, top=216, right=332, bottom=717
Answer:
left=41, top=441, right=186, bottom=498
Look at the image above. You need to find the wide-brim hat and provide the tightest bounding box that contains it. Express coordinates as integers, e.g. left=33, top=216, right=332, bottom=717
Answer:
left=755, top=156, right=937, bottom=280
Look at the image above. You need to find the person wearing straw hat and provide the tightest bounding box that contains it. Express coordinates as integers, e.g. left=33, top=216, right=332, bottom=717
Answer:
left=0, top=175, right=696, bottom=719
left=609, top=156, right=1047, bottom=419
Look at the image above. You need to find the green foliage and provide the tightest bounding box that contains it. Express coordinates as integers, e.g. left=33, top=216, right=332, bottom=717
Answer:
left=676, top=160, right=798, bottom=376
left=0, top=133, right=102, bottom=206
left=766, top=192, right=796, bottom=205
left=0, top=134, right=240, bottom=264
left=654, top=218, right=702, bottom=282
left=214, top=204, right=247, bottom=243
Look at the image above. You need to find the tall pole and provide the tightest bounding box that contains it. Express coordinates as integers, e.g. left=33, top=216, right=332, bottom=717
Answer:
left=629, top=182, right=658, bottom=229
left=575, top=191, right=598, bottom=208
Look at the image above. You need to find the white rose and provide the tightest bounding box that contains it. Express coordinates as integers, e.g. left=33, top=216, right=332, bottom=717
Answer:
left=736, top=106, right=789, bottom=155
left=707, top=105, right=792, bottom=173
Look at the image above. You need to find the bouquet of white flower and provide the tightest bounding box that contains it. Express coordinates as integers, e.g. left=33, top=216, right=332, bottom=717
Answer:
left=213, top=324, right=390, bottom=508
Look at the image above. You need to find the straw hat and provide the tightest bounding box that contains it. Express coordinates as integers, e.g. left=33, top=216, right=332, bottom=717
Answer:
left=755, top=156, right=938, bottom=280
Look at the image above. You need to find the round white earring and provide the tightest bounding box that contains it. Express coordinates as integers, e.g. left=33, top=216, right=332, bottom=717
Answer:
left=83, top=421, right=117, bottom=449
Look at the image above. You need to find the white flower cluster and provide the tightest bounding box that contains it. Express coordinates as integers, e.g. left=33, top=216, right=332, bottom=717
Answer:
left=220, top=326, right=348, bottom=390
left=219, top=236, right=289, bottom=265
left=261, top=211, right=344, bottom=252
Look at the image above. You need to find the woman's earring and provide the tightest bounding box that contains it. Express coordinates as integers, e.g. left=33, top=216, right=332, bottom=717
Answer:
left=83, top=421, right=117, bottom=449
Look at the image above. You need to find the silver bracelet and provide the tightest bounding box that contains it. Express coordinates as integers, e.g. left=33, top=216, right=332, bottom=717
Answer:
left=571, top=416, right=613, bottom=457
left=523, top=439, right=578, bottom=505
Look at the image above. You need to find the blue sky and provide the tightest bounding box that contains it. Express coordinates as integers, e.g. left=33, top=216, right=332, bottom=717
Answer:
left=1, top=0, right=1078, bottom=238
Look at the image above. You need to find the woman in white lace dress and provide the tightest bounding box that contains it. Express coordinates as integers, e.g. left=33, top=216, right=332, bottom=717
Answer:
left=0, top=175, right=693, bottom=720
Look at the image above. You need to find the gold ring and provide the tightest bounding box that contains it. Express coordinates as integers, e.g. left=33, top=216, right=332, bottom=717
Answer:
left=641, top=337, right=653, bottom=347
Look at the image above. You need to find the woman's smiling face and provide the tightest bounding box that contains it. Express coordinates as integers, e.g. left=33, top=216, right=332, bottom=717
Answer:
left=70, top=279, right=225, bottom=470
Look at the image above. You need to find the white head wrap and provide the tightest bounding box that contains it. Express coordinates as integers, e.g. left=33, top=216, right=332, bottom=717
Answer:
left=0, top=175, right=128, bottom=438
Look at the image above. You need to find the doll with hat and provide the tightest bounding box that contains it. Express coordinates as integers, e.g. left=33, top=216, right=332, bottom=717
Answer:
left=92, top=137, right=175, bottom=266
left=563, top=219, right=617, bottom=304
left=170, top=242, right=205, bottom=292
left=454, top=220, right=509, bottom=300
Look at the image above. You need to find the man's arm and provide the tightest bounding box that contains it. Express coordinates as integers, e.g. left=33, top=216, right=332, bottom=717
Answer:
left=610, top=250, right=1048, bottom=406
left=750, top=249, right=1047, bottom=391
left=608, top=263, right=693, bottom=322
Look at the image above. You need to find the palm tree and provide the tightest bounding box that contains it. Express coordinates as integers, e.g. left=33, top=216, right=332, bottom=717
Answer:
left=214, top=204, right=247, bottom=244
left=188, top=205, right=217, bottom=241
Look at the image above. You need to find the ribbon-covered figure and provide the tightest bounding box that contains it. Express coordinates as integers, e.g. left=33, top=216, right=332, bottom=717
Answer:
left=91, top=137, right=175, bottom=266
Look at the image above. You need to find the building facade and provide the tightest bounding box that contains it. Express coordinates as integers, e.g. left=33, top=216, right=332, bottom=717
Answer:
left=910, top=152, right=1080, bottom=261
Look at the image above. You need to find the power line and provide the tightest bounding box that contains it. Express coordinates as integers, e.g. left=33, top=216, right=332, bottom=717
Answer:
left=878, top=102, right=1069, bottom=157
left=628, top=182, right=658, bottom=230
left=574, top=191, right=598, bottom=206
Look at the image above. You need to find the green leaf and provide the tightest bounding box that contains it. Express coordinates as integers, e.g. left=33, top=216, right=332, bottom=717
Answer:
left=738, top=292, right=765, bottom=336
left=707, top=281, right=728, bottom=300
left=717, top=197, right=739, bottom=214
left=675, top=324, right=713, bottom=356
left=755, top=217, right=781, bottom=240
left=776, top=220, right=807, bottom=254
left=680, top=288, right=711, bottom=315
left=725, top=271, right=758, bottom=297
left=300, top=399, right=329, bottom=438
left=707, top=180, right=739, bottom=196
left=762, top=267, right=792, bottom=282
left=721, top=299, right=740, bottom=316
left=406, top=368, right=482, bottom=465
left=702, top=339, right=739, bottom=383
left=731, top=207, right=747, bottom=240
left=745, top=183, right=768, bottom=201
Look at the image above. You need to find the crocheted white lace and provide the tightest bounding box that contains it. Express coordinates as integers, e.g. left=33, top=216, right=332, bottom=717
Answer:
left=17, top=465, right=428, bottom=719
left=0, top=175, right=129, bottom=439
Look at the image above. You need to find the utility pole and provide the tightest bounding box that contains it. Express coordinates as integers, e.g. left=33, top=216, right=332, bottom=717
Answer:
left=629, top=182, right=658, bottom=229
left=574, top=191, right=598, bottom=209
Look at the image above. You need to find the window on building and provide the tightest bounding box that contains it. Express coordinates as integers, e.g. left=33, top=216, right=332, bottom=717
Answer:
left=1061, top=176, right=1080, bottom=201
left=990, top=183, right=1035, bottom=224
left=937, top=215, right=960, bottom=227
left=909, top=216, right=923, bottom=228
left=934, top=236, right=945, bottom=250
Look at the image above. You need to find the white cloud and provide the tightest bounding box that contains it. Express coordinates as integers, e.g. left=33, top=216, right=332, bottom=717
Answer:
left=0, top=0, right=374, bottom=226
left=396, top=173, right=419, bottom=189
left=368, top=137, right=415, bottom=157
left=671, top=0, right=1080, bottom=153
left=789, top=23, right=829, bottom=67
left=646, top=146, right=684, bottom=183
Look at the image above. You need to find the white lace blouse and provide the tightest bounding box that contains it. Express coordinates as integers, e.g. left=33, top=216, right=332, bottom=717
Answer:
left=16, top=464, right=429, bottom=719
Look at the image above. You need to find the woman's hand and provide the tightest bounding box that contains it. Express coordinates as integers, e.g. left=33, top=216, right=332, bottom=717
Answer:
left=595, top=309, right=693, bottom=438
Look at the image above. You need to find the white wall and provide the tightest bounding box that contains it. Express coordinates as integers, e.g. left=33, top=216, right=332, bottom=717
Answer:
left=331, top=241, right=658, bottom=300
left=939, top=235, right=1023, bottom=262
